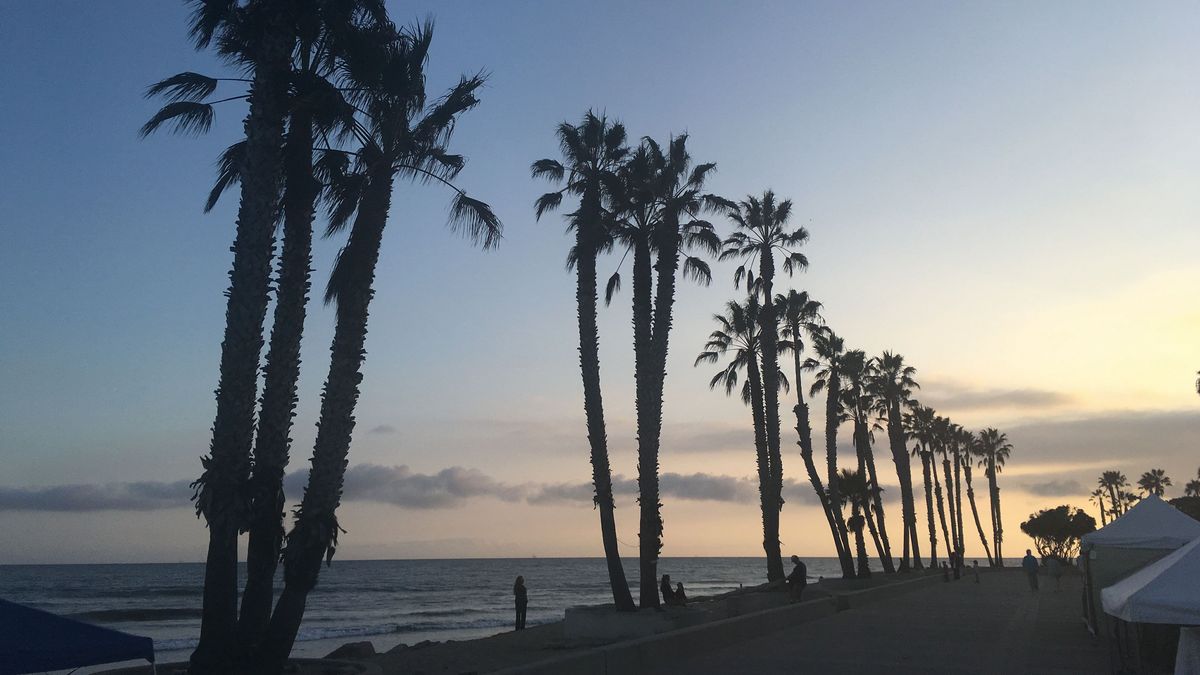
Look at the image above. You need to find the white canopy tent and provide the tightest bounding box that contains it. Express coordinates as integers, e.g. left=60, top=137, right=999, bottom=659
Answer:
left=1101, top=537, right=1200, bottom=675
left=1081, top=495, right=1200, bottom=636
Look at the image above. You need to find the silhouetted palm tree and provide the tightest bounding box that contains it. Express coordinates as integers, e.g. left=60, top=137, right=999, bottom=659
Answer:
left=868, top=352, right=922, bottom=571
left=963, top=431, right=994, bottom=566
left=1098, top=470, right=1131, bottom=519
left=976, top=428, right=1011, bottom=566
left=261, top=24, right=502, bottom=666
left=950, top=423, right=968, bottom=554
left=1090, top=488, right=1108, bottom=525
left=778, top=291, right=859, bottom=571
left=904, top=406, right=939, bottom=567
left=697, top=297, right=790, bottom=582
left=930, top=416, right=957, bottom=559
left=534, top=111, right=635, bottom=612
left=806, top=328, right=856, bottom=578
left=839, top=349, right=894, bottom=572
left=1137, top=469, right=1172, bottom=497
left=720, top=191, right=808, bottom=582
left=839, top=469, right=876, bottom=578
left=1185, top=470, right=1200, bottom=498
left=608, top=135, right=724, bottom=607
left=143, top=2, right=299, bottom=668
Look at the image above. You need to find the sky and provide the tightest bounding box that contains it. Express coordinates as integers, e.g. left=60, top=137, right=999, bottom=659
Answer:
left=0, top=0, right=1198, bottom=565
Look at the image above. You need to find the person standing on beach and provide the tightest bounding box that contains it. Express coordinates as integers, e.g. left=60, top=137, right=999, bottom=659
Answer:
left=661, top=574, right=676, bottom=606
left=1021, top=549, right=1040, bottom=592
left=786, top=556, right=807, bottom=600
left=971, top=560, right=981, bottom=584
left=514, top=576, right=528, bottom=630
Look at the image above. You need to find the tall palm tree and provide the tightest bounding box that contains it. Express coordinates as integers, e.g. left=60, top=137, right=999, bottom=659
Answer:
left=533, top=111, right=636, bottom=612
left=904, top=406, right=940, bottom=567
left=1090, top=488, right=1109, bottom=525
left=1184, top=470, right=1200, bottom=498
left=260, top=24, right=502, bottom=666
left=868, top=352, right=922, bottom=570
left=839, top=469, right=875, bottom=578
left=963, top=431, right=994, bottom=566
left=838, top=348, right=895, bottom=572
left=977, top=428, right=1012, bottom=566
left=143, top=2, right=297, bottom=668
left=608, top=136, right=724, bottom=607
left=697, top=297, right=789, bottom=582
left=950, top=423, right=967, bottom=554
left=932, top=416, right=958, bottom=558
left=778, top=291, right=858, bottom=572
left=720, top=191, right=808, bottom=581
left=1137, top=469, right=1173, bottom=497
left=805, top=328, right=856, bottom=578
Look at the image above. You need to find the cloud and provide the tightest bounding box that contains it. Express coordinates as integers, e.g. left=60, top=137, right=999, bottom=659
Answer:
left=367, top=424, right=397, bottom=434
left=920, top=384, right=1073, bottom=411
left=285, top=464, right=524, bottom=509
left=0, top=480, right=193, bottom=512
left=1019, top=479, right=1087, bottom=497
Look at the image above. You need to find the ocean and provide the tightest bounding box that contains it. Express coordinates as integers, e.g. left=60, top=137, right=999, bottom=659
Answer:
left=0, top=557, right=848, bottom=670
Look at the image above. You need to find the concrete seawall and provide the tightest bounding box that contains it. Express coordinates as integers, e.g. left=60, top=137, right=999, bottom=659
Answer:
left=496, top=574, right=946, bottom=675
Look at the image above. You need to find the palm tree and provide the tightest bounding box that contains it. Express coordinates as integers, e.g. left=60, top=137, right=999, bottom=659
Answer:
left=1185, top=470, right=1200, bottom=498
left=1137, top=469, right=1172, bottom=497
left=904, top=406, right=940, bottom=567
left=805, top=328, right=856, bottom=578
left=976, top=428, right=1012, bottom=566
left=697, top=297, right=789, bottom=582
left=1098, top=470, right=1130, bottom=519
left=719, top=191, right=808, bottom=581
left=1090, top=488, right=1108, bottom=525
left=838, top=348, right=895, bottom=572
left=778, top=291, right=859, bottom=572
left=533, top=111, right=635, bottom=612
left=260, top=24, right=502, bottom=666
left=932, top=417, right=959, bottom=559
left=608, top=136, right=724, bottom=607
left=868, top=352, right=922, bottom=571
left=950, top=423, right=967, bottom=555
left=839, top=469, right=875, bottom=578
left=963, top=431, right=994, bottom=566
left=143, top=2, right=297, bottom=668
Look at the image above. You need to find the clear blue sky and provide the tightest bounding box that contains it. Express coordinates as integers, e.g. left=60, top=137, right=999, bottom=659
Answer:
left=1, top=1, right=1197, bottom=562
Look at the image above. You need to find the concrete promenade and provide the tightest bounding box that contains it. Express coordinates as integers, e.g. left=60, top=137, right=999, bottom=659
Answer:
left=654, top=570, right=1108, bottom=674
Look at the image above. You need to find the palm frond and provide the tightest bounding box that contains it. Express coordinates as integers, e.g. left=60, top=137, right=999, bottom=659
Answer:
left=604, top=271, right=621, bottom=306
left=146, top=72, right=220, bottom=102
left=139, top=101, right=215, bottom=137
left=531, top=158, right=565, bottom=182
left=448, top=192, right=503, bottom=249
left=535, top=191, right=564, bottom=220
left=204, top=139, right=246, bottom=212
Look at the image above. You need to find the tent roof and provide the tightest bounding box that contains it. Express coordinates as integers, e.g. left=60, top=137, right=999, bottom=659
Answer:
left=1102, top=536, right=1200, bottom=624
left=0, top=598, right=154, bottom=675
left=1081, top=494, right=1200, bottom=550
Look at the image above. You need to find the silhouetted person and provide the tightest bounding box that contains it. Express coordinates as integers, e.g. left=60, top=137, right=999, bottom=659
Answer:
left=513, top=575, right=527, bottom=630
left=674, top=582, right=688, bottom=606
left=787, top=555, right=807, bottom=600
left=1047, top=556, right=1062, bottom=590
left=661, top=574, right=676, bottom=606
left=1022, top=549, right=1039, bottom=592
left=971, top=560, right=981, bottom=584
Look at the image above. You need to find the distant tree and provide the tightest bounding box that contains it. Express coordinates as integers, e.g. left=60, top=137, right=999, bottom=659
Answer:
left=534, top=112, right=635, bottom=611
left=1169, top=496, right=1200, bottom=521
left=976, top=428, right=1011, bottom=566
left=839, top=468, right=877, bottom=578
left=720, top=191, right=809, bottom=582
left=1137, top=468, right=1173, bottom=497
left=963, top=431, right=994, bottom=566
left=1090, top=488, right=1108, bottom=526
left=868, top=352, right=922, bottom=570
left=838, top=348, right=895, bottom=572
left=1099, top=470, right=1131, bottom=518
left=904, top=405, right=941, bottom=567
left=697, top=296, right=790, bottom=583
left=1186, top=469, right=1200, bottom=498
left=1019, top=505, right=1096, bottom=561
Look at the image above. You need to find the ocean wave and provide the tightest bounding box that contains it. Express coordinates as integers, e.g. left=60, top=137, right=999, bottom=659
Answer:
left=72, top=607, right=202, bottom=622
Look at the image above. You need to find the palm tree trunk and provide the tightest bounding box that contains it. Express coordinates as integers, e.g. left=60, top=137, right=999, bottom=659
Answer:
left=864, top=504, right=885, bottom=573
left=953, top=448, right=964, bottom=552
left=859, top=427, right=894, bottom=573
left=940, top=457, right=958, bottom=558
left=888, top=405, right=921, bottom=570
left=920, top=451, right=938, bottom=566
left=963, top=464, right=994, bottom=565
left=748, top=359, right=784, bottom=582
left=824, top=371, right=855, bottom=579
left=756, top=254, right=786, bottom=580
left=932, top=457, right=952, bottom=565
left=632, top=233, right=661, bottom=608
left=239, top=107, right=317, bottom=653
left=851, top=510, right=870, bottom=577
left=259, top=173, right=393, bottom=669
left=576, top=215, right=636, bottom=611
left=992, top=478, right=1004, bottom=566
left=191, top=9, right=293, bottom=671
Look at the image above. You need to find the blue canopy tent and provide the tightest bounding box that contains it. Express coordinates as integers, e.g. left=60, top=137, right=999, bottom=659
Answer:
left=0, top=599, right=155, bottom=675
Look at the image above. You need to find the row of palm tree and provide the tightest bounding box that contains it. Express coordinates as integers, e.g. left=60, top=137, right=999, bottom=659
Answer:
left=145, top=3, right=499, bottom=671
left=1091, top=467, right=1199, bottom=525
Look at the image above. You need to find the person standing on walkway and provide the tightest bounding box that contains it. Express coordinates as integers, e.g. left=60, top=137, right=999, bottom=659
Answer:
left=1021, top=550, right=1040, bottom=592
left=971, top=560, right=981, bottom=584
left=787, top=556, right=808, bottom=600
left=514, top=575, right=528, bottom=630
